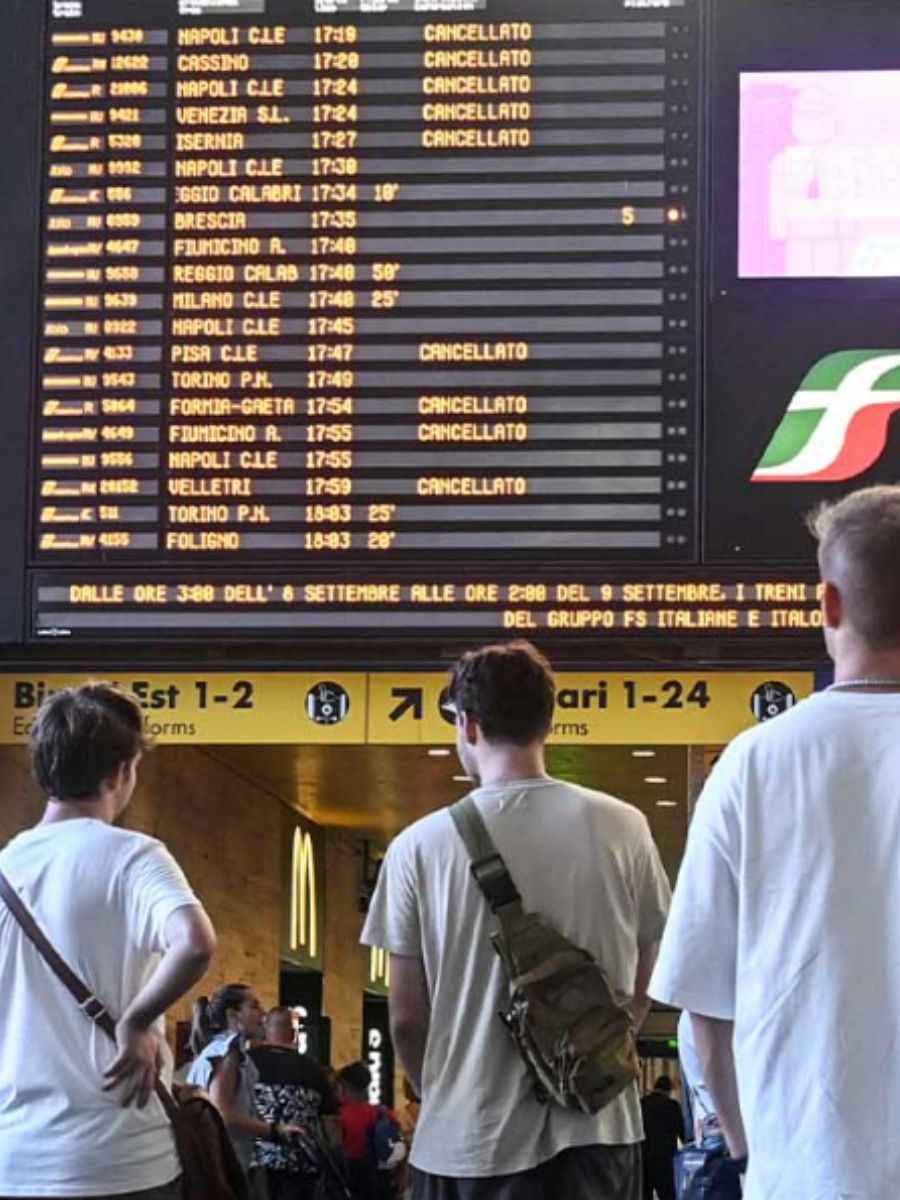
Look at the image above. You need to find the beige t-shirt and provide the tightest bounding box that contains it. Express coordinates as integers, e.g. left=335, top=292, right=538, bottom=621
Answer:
left=361, top=779, right=671, bottom=1177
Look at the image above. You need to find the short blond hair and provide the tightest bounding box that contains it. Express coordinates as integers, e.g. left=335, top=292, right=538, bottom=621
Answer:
left=807, top=485, right=900, bottom=648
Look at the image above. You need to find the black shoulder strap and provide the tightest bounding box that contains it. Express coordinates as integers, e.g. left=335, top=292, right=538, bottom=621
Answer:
left=449, top=797, right=522, bottom=916
left=0, top=867, right=179, bottom=1121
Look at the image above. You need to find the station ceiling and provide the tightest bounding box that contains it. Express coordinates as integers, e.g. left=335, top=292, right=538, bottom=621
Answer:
left=209, top=742, right=689, bottom=881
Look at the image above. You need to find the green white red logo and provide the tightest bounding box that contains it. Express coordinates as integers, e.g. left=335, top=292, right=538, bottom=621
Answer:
left=752, top=351, right=900, bottom=483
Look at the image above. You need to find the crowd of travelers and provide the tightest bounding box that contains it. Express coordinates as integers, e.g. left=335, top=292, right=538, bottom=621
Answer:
left=2, top=484, right=900, bottom=1200
left=182, top=989, right=406, bottom=1200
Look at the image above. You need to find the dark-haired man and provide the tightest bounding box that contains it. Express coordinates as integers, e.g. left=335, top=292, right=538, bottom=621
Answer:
left=651, top=486, right=900, bottom=1200
left=0, top=683, right=216, bottom=1199
left=640, top=1077, right=683, bottom=1200
left=362, top=641, right=670, bottom=1199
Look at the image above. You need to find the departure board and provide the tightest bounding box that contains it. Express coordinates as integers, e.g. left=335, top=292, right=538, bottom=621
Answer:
left=28, top=0, right=702, bottom=639
left=2, top=0, right=835, bottom=643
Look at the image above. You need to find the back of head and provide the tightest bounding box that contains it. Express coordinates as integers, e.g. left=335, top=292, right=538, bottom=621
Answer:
left=264, top=1006, right=296, bottom=1047
left=808, top=486, right=900, bottom=649
left=448, top=640, right=555, bottom=745
left=29, top=683, right=147, bottom=801
left=653, top=1075, right=673, bottom=1095
left=338, top=1061, right=372, bottom=1100
left=189, top=983, right=250, bottom=1056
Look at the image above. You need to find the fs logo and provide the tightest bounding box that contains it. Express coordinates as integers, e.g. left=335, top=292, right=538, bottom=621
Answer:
left=752, top=351, right=900, bottom=484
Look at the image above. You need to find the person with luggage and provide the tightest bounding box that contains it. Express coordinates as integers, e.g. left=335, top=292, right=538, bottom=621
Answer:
left=651, top=485, right=900, bottom=1199
left=0, top=682, right=217, bottom=1199
left=251, top=1006, right=342, bottom=1200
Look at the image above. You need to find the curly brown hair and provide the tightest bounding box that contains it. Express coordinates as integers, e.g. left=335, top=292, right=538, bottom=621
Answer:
left=448, top=640, right=555, bottom=746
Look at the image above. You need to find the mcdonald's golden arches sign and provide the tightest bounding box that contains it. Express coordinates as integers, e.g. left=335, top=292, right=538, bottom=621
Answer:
left=281, top=813, right=323, bottom=970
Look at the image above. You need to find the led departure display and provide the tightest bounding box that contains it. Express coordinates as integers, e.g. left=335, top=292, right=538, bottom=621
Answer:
left=33, top=576, right=825, bottom=638
left=38, top=0, right=698, bottom=562
left=0, top=0, right=852, bottom=643
left=22, top=0, right=715, bottom=640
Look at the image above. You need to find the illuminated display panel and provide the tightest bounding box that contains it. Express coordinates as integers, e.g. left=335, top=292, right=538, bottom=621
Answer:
left=706, top=0, right=900, bottom=565
left=739, top=71, right=900, bottom=280
left=30, top=0, right=718, bottom=640
left=14, top=0, right=831, bottom=642
left=33, top=573, right=824, bottom=639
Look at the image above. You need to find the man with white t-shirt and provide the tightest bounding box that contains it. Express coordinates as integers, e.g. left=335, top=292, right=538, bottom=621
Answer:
left=651, top=485, right=900, bottom=1200
left=362, top=641, right=670, bottom=1200
left=0, top=683, right=216, bottom=1199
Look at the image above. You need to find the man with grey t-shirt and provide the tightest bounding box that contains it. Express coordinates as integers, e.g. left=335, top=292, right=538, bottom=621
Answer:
left=362, top=641, right=670, bottom=1200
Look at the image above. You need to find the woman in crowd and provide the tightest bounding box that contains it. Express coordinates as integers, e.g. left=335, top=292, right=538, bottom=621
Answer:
left=189, top=983, right=303, bottom=1195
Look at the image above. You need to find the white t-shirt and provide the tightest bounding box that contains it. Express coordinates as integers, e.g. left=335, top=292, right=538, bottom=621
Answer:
left=361, top=779, right=670, bottom=1177
left=0, top=818, right=201, bottom=1197
left=650, top=691, right=900, bottom=1200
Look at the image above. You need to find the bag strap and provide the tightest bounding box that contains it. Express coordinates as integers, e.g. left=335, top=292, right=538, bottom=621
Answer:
left=314, top=1124, right=354, bottom=1200
left=0, top=867, right=179, bottom=1121
left=449, top=797, right=522, bottom=917
left=0, top=868, right=118, bottom=1038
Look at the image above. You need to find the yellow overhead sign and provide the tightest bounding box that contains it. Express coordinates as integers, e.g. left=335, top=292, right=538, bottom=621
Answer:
left=0, top=673, right=367, bottom=745
left=367, top=671, right=817, bottom=746
left=0, top=670, right=816, bottom=746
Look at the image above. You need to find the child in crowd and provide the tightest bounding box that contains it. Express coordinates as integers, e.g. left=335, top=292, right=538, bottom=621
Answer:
left=337, top=1062, right=405, bottom=1200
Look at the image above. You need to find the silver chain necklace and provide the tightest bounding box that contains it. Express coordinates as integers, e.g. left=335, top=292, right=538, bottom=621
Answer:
left=827, top=678, right=900, bottom=692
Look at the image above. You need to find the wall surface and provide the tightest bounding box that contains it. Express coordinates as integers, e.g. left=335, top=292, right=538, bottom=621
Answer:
left=322, top=832, right=368, bottom=1068
left=129, top=746, right=283, bottom=1021
left=0, top=746, right=37, bottom=847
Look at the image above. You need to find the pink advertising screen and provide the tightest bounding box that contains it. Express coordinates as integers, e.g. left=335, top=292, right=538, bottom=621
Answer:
left=739, top=71, right=900, bottom=278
